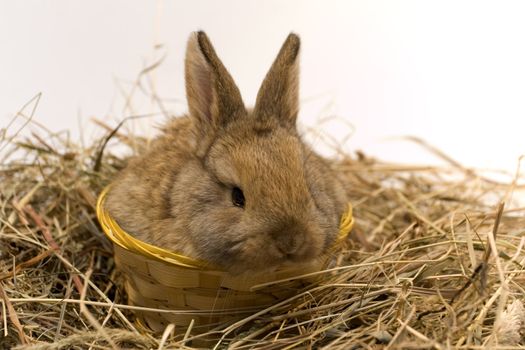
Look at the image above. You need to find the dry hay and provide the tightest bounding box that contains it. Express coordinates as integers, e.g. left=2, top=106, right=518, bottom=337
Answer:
left=1, top=110, right=525, bottom=349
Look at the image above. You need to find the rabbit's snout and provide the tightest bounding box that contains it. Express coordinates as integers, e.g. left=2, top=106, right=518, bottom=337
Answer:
left=269, top=221, right=319, bottom=260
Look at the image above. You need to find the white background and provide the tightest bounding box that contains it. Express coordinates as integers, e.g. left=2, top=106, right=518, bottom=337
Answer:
left=1, top=1, right=525, bottom=176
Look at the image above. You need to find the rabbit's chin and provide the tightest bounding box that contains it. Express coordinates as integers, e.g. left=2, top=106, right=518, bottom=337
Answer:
left=223, top=255, right=324, bottom=276
left=217, top=244, right=324, bottom=275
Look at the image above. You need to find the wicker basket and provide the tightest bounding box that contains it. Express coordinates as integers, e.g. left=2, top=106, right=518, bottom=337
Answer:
left=96, top=187, right=354, bottom=333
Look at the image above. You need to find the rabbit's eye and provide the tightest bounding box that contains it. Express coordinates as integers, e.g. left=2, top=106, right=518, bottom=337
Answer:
left=232, top=187, right=245, bottom=208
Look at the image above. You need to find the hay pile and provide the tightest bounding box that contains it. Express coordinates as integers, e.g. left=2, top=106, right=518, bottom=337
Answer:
left=1, top=112, right=525, bottom=349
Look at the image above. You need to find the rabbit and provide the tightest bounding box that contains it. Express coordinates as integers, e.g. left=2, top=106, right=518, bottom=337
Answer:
left=105, top=31, right=349, bottom=274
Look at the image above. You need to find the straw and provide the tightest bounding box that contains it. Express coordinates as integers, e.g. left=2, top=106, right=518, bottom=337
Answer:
left=1, top=112, right=524, bottom=348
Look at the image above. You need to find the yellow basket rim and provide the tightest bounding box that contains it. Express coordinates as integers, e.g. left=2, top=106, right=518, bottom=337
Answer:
left=96, top=186, right=354, bottom=270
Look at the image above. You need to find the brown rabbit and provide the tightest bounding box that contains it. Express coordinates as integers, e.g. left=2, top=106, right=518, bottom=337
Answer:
left=105, top=31, right=348, bottom=273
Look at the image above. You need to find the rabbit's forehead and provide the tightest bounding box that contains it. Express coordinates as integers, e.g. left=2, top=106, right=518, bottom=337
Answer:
left=213, top=129, right=310, bottom=198
left=240, top=138, right=304, bottom=175
left=212, top=127, right=300, bottom=163
left=224, top=130, right=304, bottom=172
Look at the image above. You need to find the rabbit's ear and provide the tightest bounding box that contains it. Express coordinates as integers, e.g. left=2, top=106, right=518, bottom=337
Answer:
left=185, top=31, right=245, bottom=136
left=254, top=33, right=300, bottom=128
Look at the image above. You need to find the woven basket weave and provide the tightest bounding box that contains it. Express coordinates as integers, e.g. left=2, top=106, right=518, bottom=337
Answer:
left=96, top=187, right=354, bottom=333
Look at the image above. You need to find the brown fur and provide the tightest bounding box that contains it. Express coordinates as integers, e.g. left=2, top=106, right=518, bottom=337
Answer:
left=106, top=31, right=348, bottom=273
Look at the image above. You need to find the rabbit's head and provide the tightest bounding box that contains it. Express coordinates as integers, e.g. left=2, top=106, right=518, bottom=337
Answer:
left=169, top=32, right=347, bottom=272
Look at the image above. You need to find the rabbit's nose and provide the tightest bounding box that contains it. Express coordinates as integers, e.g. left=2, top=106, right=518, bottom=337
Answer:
left=270, top=222, right=308, bottom=257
